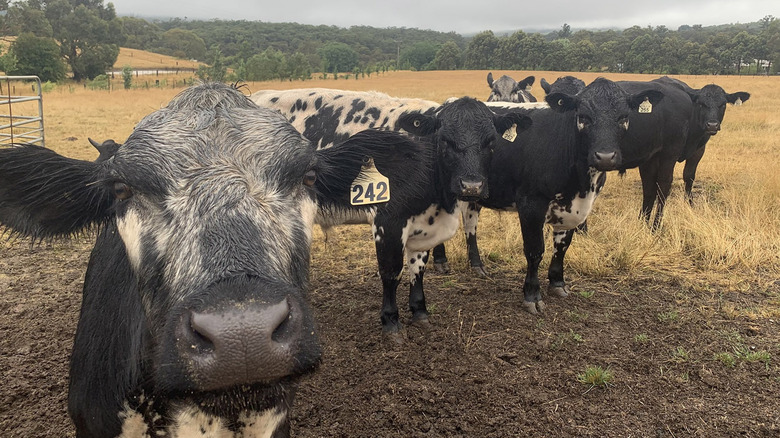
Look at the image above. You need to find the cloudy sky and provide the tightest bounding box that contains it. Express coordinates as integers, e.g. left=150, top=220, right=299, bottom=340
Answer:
left=109, top=0, right=777, bottom=34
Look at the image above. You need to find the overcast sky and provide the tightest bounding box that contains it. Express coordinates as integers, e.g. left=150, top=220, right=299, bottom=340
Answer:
left=109, top=0, right=778, bottom=34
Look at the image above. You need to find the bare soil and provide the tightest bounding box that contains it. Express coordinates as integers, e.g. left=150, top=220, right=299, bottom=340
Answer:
left=1, top=227, right=779, bottom=437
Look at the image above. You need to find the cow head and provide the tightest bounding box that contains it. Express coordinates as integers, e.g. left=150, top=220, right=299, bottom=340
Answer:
left=0, top=83, right=422, bottom=437
left=540, top=76, right=586, bottom=96
left=487, top=72, right=537, bottom=103
left=547, top=77, right=664, bottom=171
left=398, top=97, right=531, bottom=202
left=685, top=84, right=750, bottom=135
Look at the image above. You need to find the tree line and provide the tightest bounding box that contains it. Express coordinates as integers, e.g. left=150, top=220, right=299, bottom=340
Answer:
left=1, top=0, right=778, bottom=84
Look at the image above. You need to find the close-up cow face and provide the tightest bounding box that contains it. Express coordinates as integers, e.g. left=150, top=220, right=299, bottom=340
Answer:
left=398, top=97, right=530, bottom=201
left=688, top=84, right=751, bottom=135
left=487, top=72, right=537, bottom=102
left=547, top=78, right=664, bottom=171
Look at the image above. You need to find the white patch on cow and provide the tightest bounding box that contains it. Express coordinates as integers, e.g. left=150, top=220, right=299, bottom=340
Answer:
left=621, top=120, right=629, bottom=130
left=407, top=251, right=427, bottom=285
left=460, top=204, right=480, bottom=237
left=485, top=101, right=549, bottom=110
left=551, top=231, right=567, bottom=257
left=402, top=203, right=462, bottom=253
left=300, top=197, right=318, bottom=244
left=577, top=120, right=586, bottom=131
left=236, top=410, right=286, bottom=438
left=546, top=170, right=603, bottom=231
left=372, top=224, right=384, bottom=243
left=117, top=209, right=143, bottom=272
left=165, top=406, right=285, bottom=438
left=118, top=402, right=151, bottom=438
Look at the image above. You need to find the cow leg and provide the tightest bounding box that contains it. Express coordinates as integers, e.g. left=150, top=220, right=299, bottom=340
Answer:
left=374, top=220, right=405, bottom=337
left=518, top=199, right=548, bottom=314
left=638, top=159, right=660, bottom=224
left=431, top=243, right=450, bottom=274
left=463, top=202, right=487, bottom=277
left=548, top=229, right=575, bottom=298
left=683, top=146, right=706, bottom=205
left=407, top=250, right=431, bottom=330
left=651, top=159, right=676, bottom=231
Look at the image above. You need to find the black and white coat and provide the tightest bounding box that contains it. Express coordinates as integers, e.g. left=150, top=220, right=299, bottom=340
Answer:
left=0, top=83, right=428, bottom=437
left=251, top=88, right=531, bottom=336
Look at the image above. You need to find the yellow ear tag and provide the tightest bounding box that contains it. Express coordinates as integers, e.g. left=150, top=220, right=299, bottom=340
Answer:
left=734, top=98, right=743, bottom=106
left=350, top=158, right=391, bottom=205
left=638, top=98, right=652, bottom=114
left=502, top=124, right=518, bottom=142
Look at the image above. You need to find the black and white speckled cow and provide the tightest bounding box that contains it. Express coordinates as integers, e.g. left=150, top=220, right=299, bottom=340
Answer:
left=251, top=88, right=531, bottom=337
left=487, top=72, right=537, bottom=103
left=442, top=78, right=664, bottom=313
left=0, top=83, right=426, bottom=437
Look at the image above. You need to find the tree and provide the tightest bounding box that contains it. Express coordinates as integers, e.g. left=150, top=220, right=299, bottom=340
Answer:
left=558, top=23, right=572, bottom=39
left=44, top=0, right=123, bottom=81
left=317, top=42, right=358, bottom=73
left=494, top=32, right=524, bottom=69
left=433, top=41, right=461, bottom=70
left=286, top=52, right=311, bottom=80
left=400, top=42, right=438, bottom=71
left=122, top=65, right=132, bottom=89
left=119, top=16, right=161, bottom=50
left=464, top=30, right=497, bottom=69
left=196, top=45, right=227, bottom=82
left=5, top=0, right=53, bottom=37
left=6, top=32, right=66, bottom=82
left=159, top=28, right=207, bottom=60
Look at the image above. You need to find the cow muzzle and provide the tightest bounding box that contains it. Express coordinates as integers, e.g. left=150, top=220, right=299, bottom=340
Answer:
left=705, top=121, right=720, bottom=135
left=593, top=151, right=620, bottom=171
left=459, top=178, right=487, bottom=199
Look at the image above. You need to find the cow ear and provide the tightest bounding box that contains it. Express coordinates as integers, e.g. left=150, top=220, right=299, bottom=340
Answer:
left=727, top=92, right=750, bottom=105
left=397, top=112, right=438, bottom=136
left=0, top=145, right=114, bottom=240
left=519, top=75, right=535, bottom=90
left=494, top=113, right=532, bottom=135
left=487, top=72, right=494, bottom=87
left=628, top=89, right=664, bottom=111
left=546, top=92, right=577, bottom=113
left=540, top=78, right=551, bottom=95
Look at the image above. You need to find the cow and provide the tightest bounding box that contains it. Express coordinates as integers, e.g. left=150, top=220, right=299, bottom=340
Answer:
left=487, top=72, right=537, bottom=103
left=432, top=75, right=588, bottom=276
left=439, top=78, right=664, bottom=312
left=0, top=82, right=428, bottom=437
left=251, top=88, right=531, bottom=338
left=616, top=77, right=750, bottom=228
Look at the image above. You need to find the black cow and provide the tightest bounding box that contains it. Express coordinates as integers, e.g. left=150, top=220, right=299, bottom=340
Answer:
left=440, top=78, right=663, bottom=312
left=252, top=88, right=531, bottom=338
left=0, top=83, right=426, bottom=437
left=617, top=77, right=750, bottom=228
left=487, top=72, right=537, bottom=102
left=432, top=75, right=588, bottom=276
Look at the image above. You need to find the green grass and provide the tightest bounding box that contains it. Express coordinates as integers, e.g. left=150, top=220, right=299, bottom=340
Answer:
left=577, top=366, right=614, bottom=388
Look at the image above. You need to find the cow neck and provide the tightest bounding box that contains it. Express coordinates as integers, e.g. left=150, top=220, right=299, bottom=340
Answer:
left=433, top=158, right=459, bottom=214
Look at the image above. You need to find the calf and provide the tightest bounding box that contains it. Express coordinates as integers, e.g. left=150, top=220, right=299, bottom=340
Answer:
left=617, top=77, right=750, bottom=228
left=252, top=88, right=530, bottom=337
left=540, top=75, right=587, bottom=96
left=436, top=79, right=663, bottom=312
left=0, top=83, right=424, bottom=437
left=487, top=72, right=537, bottom=102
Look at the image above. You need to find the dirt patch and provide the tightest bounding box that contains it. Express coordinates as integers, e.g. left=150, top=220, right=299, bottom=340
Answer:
left=1, top=234, right=779, bottom=437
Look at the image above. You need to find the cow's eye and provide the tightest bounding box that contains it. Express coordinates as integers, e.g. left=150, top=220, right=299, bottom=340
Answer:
left=303, top=170, right=317, bottom=187
left=113, top=182, right=133, bottom=200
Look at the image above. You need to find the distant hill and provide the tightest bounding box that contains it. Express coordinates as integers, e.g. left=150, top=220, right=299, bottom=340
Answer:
left=114, top=47, right=204, bottom=70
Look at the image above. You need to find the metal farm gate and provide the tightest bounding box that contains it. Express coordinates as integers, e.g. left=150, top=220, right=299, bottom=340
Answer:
left=0, top=75, right=45, bottom=147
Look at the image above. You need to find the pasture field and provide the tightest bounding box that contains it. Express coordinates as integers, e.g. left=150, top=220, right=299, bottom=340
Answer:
left=1, top=70, right=779, bottom=436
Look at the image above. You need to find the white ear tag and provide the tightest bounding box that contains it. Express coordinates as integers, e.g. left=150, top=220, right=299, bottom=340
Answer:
left=502, top=124, right=518, bottom=142
left=350, top=158, right=390, bottom=205
left=638, top=98, right=652, bottom=114
left=734, top=98, right=742, bottom=106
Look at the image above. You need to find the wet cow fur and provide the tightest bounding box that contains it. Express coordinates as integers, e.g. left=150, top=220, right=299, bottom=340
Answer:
left=251, top=88, right=531, bottom=336
left=0, top=83, right=428, bottom=437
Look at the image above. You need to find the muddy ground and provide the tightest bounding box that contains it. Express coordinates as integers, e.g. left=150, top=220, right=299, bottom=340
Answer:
left=1, top=226, right=779, bottom=437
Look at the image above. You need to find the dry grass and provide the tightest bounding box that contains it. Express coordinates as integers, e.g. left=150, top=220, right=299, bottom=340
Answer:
left=17, top=69, right=780, bottom=301
left=114, top=47, right=204, bottom=70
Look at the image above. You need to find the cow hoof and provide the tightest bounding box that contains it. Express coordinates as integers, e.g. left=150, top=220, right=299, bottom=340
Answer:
left=410, top=316, right=433, bottom=332
left=471, top=265, right=489, bottom=278
left=549, top=284, right=570, bottom=298
left=382, top=330, right=405, bottom=346
left=433, top=262, right=451, bottom=274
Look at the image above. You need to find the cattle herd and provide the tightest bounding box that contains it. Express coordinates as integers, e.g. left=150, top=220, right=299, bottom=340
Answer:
left=0, top=72, right=749, bottom=437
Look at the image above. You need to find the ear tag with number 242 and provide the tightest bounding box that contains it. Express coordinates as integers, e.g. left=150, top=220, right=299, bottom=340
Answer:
left=350, top=157, right=390, bottom=205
